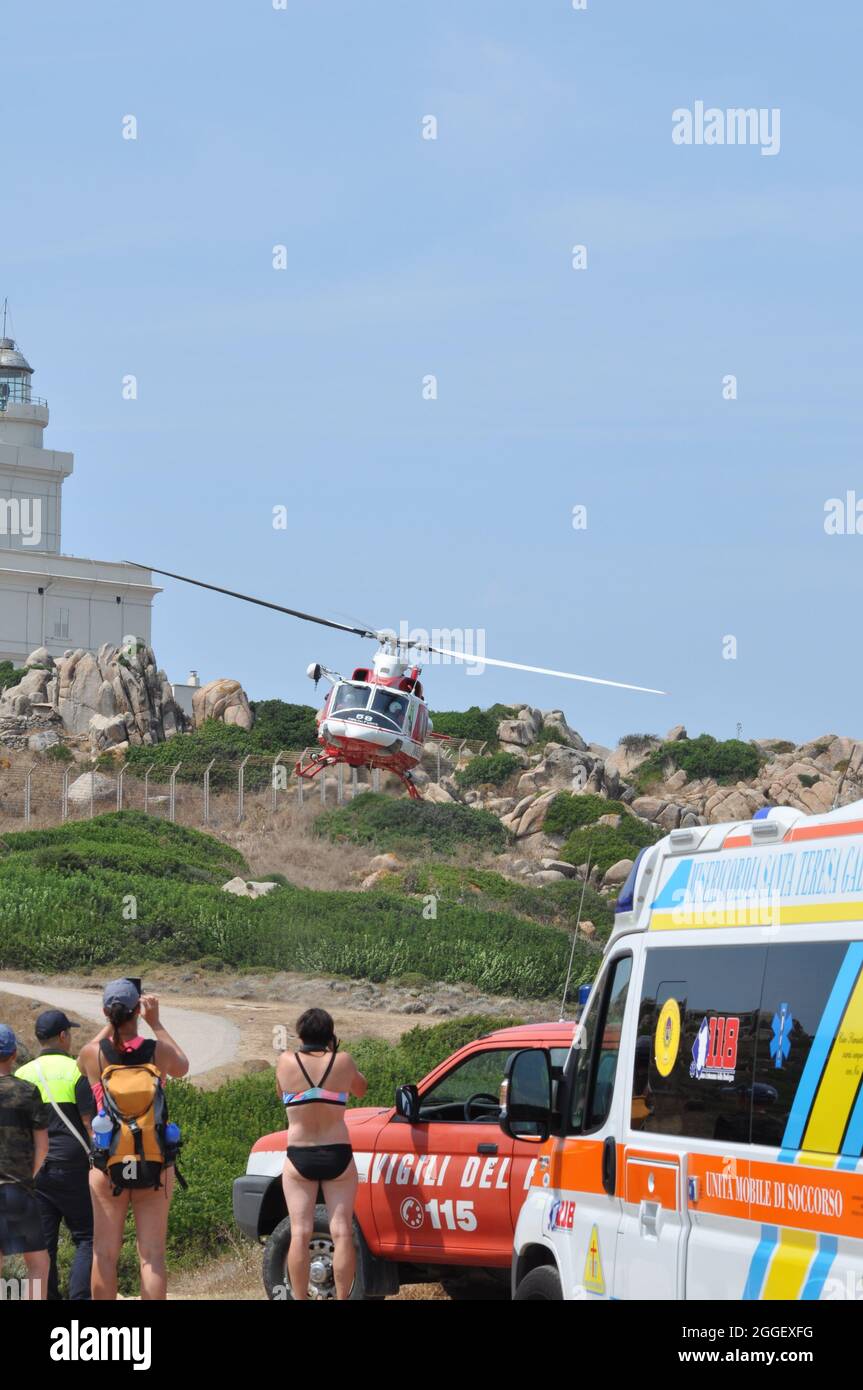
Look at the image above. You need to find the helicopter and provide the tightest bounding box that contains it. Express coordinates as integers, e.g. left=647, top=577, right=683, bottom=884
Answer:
left=129, top=564, right=666, bottom=798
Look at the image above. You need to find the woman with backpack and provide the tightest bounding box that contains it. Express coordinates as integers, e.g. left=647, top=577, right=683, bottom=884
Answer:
left=78, top=980, right=189, bottom=1301
left=276, top=1008, right=368, bottom=1300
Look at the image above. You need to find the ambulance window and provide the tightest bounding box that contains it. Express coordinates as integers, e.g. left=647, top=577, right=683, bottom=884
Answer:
left=569, top=955, right=632, bottom=1134
left=633, top=945, right=765, bottom=1143
left=751, top=941, right=852, bottom=1154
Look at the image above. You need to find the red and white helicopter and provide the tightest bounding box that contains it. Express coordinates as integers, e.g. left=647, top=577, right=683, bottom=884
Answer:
left=132, top=565, right=666, bottom=798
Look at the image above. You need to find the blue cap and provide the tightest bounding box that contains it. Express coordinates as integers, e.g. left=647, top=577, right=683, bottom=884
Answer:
left=0, top=1024, right=18, bottom=1057
left=102, top=978, right=141, bottom=1011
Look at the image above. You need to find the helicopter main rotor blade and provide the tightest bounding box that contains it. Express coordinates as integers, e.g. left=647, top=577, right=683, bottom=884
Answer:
left=125, top=563, right=381, bottom=641
left=417, top=642, right=667, bottom=695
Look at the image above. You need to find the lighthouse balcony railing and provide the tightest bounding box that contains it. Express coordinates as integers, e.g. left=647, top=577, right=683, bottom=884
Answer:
left=0, top=381, right=47, bottom=409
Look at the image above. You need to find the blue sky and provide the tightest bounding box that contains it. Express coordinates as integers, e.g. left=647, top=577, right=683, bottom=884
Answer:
left=3, top=1, right=861, bottom=746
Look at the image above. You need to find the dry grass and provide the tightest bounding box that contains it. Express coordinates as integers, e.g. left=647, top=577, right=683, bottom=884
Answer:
left=0, top=748, right=378, bottom=890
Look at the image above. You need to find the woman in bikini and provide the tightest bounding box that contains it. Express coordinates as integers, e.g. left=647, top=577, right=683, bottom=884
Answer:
left=275, top=1008, right=368, bottom=1301
left=78, top=979, right=189, bottom=1300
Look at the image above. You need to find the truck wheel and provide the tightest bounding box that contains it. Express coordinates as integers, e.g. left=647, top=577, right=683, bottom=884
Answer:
left=513, top=1266, right=563, bottom=1301
left=262, top=1206, right=382, bottom=1301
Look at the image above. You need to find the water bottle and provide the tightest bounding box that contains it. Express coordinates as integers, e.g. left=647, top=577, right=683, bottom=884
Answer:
left=92, top=1111, right=113, bottom=1150
left=164, top=1122, right=181, bottom=1147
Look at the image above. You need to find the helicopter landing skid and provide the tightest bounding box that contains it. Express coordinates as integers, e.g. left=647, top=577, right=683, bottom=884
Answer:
left=293, top=751, right=422, bottom=799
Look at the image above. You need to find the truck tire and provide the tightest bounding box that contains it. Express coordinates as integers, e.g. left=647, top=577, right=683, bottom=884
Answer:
left=513, top=1265, right=563, bottom=1301
left=262, top=1206, right=384, bottom=1301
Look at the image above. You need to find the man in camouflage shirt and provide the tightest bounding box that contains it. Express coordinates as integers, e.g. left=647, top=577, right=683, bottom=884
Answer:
left=0, top=1024, right=51, bottom=1299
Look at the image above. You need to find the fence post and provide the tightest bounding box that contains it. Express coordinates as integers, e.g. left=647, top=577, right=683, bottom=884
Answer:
left=203, top=758, right=215, bottom=824
left=116, top=763, right=128, bottom=813
left=436, top=744, right=441, bottom=782
left=24, top=762, right=36, bottom=826
left=238, top=754, right=250, bottom=822
left=351, top=766, right=358, bottom=800
left=271, top=751, right=285, bottom=813
left=320, top=766, right=327, bottom=804
left=372, top=767, right=380, bottom=793
left=144, top=764, right=154, bottom=815
left=89, top=767, right=95, bottom=820
left=61, top=767, right=71, bottom=822
left=168, top=762, right=182, bottom=823
left=337, top=763, right=344, bottom=804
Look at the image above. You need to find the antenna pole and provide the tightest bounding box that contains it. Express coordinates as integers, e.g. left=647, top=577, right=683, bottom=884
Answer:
left=2, top=300, right=7, bottom=338
left=560, top=847, right=592, bottom=1021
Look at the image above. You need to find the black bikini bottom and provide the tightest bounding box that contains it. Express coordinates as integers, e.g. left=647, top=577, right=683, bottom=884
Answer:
left=287, top=1144, right=353, bottom=1182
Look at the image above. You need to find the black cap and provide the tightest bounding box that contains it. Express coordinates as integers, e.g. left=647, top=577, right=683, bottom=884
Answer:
left=35, top=1009, right=80, bottom=1041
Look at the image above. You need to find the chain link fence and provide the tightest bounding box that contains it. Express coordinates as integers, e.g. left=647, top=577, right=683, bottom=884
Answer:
left=0, top=731, right=492, bottom=831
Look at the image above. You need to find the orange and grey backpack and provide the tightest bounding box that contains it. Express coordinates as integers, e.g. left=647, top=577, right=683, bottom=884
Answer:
left=95, top=1039, right=184, bottom=1195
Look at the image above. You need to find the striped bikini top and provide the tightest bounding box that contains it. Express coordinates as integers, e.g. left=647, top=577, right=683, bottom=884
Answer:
left=283, top=1050, right=347, bottom=1109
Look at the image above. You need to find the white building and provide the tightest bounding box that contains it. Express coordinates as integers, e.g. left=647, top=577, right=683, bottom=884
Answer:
left=0, top=329, right=159, bottom=665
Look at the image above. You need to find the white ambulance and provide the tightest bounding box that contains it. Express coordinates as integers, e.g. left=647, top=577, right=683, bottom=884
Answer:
left=501, top=801, right=863, bottom=1301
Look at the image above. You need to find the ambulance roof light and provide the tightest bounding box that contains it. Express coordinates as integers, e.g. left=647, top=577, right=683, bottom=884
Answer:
left=615, top=848, right=648, bottom=914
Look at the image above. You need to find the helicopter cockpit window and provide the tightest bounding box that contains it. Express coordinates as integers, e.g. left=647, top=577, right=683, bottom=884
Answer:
left=369, top=690, right=409, bottom=729
left=331, top=684, right=370, bottom=714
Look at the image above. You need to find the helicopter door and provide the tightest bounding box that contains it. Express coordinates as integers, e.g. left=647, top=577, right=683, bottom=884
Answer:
left=411, top=703, right=428, bottom=743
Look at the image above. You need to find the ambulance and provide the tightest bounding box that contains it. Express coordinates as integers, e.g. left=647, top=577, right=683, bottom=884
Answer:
left=501, top=800, right=863, bottom=1301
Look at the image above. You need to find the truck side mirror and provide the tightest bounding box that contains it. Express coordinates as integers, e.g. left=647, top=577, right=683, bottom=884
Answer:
left=394, top=1083, right=420, bottom=1123
left=500, top=1048, right=553, bottom=1143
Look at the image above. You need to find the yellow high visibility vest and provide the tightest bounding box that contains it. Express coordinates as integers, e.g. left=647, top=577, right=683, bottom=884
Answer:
left=16, top=1052, right=81, bottom=1105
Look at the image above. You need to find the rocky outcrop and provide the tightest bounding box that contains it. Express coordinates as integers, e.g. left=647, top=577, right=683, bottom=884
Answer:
left=222, top=877, right=280, bottom=899
left=0, top=639, right=188, bottom=753
left=192, top=678, right=253, bottom=731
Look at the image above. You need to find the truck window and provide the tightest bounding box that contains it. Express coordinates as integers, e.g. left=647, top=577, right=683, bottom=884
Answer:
left=751, top=940, right=855, bottom=1155
left=632, top=945, right=765, bottom=1143
left=419, top=1046, right=571, bottom=1124
left=569, top=956, right=632, bottom=1134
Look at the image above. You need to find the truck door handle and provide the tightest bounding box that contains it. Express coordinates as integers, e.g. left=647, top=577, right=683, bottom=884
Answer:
left=639, top=1200, right=660, bottom=1239
left=477, top=1143, right=498, bottom=1155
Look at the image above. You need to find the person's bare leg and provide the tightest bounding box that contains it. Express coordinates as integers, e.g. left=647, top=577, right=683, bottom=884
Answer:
left=322, top=1162, right=358, bottom=1301
left=23, top=1250, right=49, bottom=1300
left=131, top=1169, right=174, bottom=1300
left=89, top=1170, right=129, bottom=1300
left=281, top=1161, right=317, bottom=1300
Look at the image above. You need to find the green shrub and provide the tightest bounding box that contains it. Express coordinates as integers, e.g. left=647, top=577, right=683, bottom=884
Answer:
left=429, top=704, right=516, bottom=744
left=543, top=792, right=628, bottom=836
left=633, top=734, right=763, bottom=791
left=316, top=792, right=508, bottom=856
left=397, top=862, right=615, bottom=939
left=798, top=774, right=820, bottom=788
left=248, top=699, right=319, bottom=750
left=0, top=660, right=26, bottom=692
left=618, top=733, right=658, bottom=753
left=45, top=743, right=74, bottom=763
left=455, top=751, right=521, bottom=789
left=559, top=818, right=662, bottom=877
left=0, top=812, right=590, bottom=999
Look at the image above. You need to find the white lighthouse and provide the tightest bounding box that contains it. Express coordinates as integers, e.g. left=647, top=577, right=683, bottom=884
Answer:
left=0, top=312, right=159, bottom=663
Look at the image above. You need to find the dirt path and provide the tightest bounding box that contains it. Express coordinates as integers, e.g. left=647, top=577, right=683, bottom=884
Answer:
left=0, top=979, right=240, bottom=1080
left=0, top=965, right=547, bottom=1089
